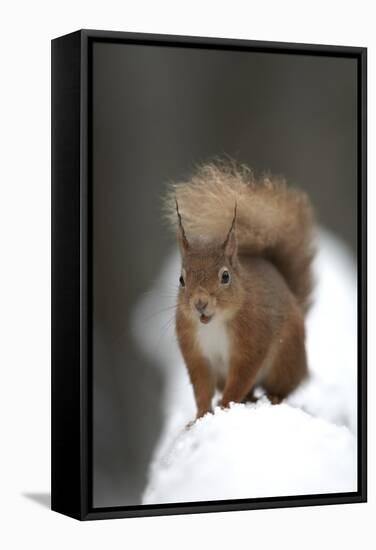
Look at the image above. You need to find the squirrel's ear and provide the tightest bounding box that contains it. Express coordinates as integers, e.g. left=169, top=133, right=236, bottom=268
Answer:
left=175, top=198, right=189, bottom=253
left=222, top=203, right=237, bottom=262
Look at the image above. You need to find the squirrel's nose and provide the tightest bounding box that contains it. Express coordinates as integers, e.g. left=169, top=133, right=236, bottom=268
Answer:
left=195, top=299, right=208, bottom=314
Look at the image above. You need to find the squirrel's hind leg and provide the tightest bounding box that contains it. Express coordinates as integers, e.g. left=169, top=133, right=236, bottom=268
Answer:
left=262, top=314, right=308, bottom=402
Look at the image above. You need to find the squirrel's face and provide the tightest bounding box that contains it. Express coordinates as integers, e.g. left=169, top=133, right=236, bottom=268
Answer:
left=178, top=247, right=241, bottom=324
left=175, top=200, right=240, bottom=324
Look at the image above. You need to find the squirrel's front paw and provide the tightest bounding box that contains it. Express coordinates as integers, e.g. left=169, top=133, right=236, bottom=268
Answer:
left=266, top=393, right=283, bottom=405
left=217, top=397, right=233, bottom=409
left=185, top=410, right=212, bottom=430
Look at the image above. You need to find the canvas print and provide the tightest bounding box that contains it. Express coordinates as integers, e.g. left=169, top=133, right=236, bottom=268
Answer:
left=91, top=40, right=359, bottom=508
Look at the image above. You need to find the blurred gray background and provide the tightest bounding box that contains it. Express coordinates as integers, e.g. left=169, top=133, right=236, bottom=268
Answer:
left=92, top=41, right=357, bottom=507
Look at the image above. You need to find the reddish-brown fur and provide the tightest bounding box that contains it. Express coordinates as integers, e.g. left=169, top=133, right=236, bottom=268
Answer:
left=165, top=162, right=315, bottom=420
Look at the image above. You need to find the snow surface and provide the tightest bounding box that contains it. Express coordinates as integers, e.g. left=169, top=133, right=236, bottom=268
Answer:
left=131, top=229, right=358, bottom=504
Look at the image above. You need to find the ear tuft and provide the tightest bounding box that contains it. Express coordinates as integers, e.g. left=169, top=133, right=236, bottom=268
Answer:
left=222, top=202, right=237, bottom=262
left=175, top=198, right=189, bottom=253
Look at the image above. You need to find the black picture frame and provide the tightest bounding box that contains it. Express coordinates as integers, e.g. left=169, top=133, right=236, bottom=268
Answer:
left=51, top=29, right=367, bottom=521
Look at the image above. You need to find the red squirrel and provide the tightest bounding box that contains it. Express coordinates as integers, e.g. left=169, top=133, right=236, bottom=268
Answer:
left=165, top=162, right=315, bottom=420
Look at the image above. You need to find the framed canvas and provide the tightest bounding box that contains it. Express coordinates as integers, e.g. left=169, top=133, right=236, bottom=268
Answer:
left=51, top=29, right=367, bottom=520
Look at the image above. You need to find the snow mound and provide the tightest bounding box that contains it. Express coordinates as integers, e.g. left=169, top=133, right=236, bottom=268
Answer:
left=143, top=400, right=356, bottom=504
left=131, top=229, right=358, bottom=504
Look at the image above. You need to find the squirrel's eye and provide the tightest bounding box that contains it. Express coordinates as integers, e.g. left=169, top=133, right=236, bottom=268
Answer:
left=179, top=275, right=185, bottom=288
left=220, top=270, right=230, bottom=285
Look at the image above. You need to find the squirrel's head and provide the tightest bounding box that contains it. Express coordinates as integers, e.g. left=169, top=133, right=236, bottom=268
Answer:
left=175, top=201, right=242, bottom=324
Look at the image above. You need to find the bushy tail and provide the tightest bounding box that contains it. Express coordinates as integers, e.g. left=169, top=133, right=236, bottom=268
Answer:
left=164, top=162, right=316, bottom=313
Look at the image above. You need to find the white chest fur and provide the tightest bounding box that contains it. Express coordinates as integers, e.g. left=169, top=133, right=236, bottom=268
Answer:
left=196, top=317, right=230, bottom=378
